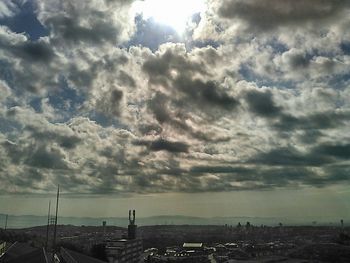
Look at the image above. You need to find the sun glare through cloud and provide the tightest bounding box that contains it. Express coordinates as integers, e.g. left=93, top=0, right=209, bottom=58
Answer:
left=132, top=0, right=206, bottom=33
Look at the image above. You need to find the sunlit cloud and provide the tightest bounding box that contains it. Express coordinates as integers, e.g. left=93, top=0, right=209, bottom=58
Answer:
left=132, top=0, right=206, bottom=33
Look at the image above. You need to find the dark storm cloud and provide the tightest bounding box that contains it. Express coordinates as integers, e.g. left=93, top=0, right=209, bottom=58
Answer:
left=92, top=87, right=124, bottom=118
left=24, top=125, right=82, bottom=149
left=2, top=140, right=68, bottom=170
left=312, top=143, right=350, bottom=160
left=253, top=166, right=349, bottom=188
left=141, top=44, right=239, bottom=144
left=232, top=167, right=316, bottom=188
left=250, top=142, right=350, bottom=169
left=150, top=139, right=189, bottom=153
left=138, top=123, right=163, bottom=136
left=147, top=92, right=171, bottom=123
left=186, top=163, right=350, bottom=190
left=64, top=50, right=130, bottom=100
left=5, top=106, right=82, bottom=148
left=190, top=165, right=250, bottom=175
left=142, top=46, right=208, bottom=85
left=37, top=0, right=136, bottom=46
left=143, top=45, right=238, bottom=116
left=274, top=110, right=350, bottom=131
left=174, top=76, right=239, bottom=109
left=118, top=70, right=136, bottom=88
left=67, top=64, right=96, bottom=89
left=1, top=140, right=23, bottom=165
left=6, top=168, right=44, bottom=191
left=0, top=26, right=60, bottom=94
left=146, top=91, right=233, bottom=142
left=297, top=130, right=323, bottom=145
left=44, top=15, right=120, bottom=45
left=15, top=41, right=55, bottom=62
left=135, top=138, right=189, bottom=153
left=241, top=89, right=349, bottom=137
left=0, top=28, right=55, bottom=63
left=25, top=146, right=68, bottom=169
left=217, top=0, right=350, bottom=30
left=322, top=165, right=350, bottom=183
left=249, top=146, right=331, bottom=167
left=244, top=89, right=282, bottom=118
left=111, top=89, right=123, bottom=104
left=179, top=164, right=333, bottom=191
left=284, top=51, right=310, bottom=70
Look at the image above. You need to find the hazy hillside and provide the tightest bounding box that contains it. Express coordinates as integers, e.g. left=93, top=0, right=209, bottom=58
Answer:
left=0, top=214, right=346, bottom=229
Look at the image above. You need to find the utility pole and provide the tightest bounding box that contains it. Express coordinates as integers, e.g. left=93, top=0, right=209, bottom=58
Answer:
left=45, top=200, right=51, bottom=250
left=4, top=214, right=8, bottom=231
left=1, top=215, right=8, bottom=263
left=52, top=185, right=60, bottom=262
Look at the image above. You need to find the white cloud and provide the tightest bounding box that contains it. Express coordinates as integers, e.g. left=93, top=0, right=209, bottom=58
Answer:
left=0, top=2, right=18, bottom=19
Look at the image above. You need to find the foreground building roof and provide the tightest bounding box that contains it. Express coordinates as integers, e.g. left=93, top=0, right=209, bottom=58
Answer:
left=60, top=247, right=107, bottom=263
left=0, top=242, right=48, bottom=263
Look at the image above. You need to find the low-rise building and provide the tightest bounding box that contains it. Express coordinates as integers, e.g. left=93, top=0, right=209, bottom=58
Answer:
left=106, top=238, right=143, bottom=263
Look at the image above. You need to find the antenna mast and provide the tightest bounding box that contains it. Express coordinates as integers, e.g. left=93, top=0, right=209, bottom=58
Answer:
left=52, top=185, right=60, bottom=260
left=45, top=200, right=51, bottom=250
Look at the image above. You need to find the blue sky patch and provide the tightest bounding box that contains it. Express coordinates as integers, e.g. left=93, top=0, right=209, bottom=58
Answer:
left=0, top=1, right=48, bottom=40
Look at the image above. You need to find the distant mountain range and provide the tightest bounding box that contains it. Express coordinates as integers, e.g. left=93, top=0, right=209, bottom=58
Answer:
left=0, top=213, right=346, bottom=229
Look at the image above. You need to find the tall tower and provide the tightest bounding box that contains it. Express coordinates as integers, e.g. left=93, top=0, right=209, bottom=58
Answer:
left=102, top=221, right=107, bottom=237
left=128, top=210, right=137, bottom=240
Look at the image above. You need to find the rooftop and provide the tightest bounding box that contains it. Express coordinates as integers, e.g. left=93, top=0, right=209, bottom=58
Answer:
left=61, top=247, right=106, bottom=263
left=183, top=243, right=203, bottom=248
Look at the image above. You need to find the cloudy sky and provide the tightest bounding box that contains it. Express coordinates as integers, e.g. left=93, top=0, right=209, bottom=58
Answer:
left=0, top=0, right=350, bottom=219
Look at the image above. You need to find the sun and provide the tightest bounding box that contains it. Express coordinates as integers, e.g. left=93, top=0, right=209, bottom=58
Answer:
left=132, top=0, right=206, bottom=33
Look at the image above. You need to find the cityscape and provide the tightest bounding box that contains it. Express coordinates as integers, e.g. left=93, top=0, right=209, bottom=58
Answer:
left=1, top=188, right=350, bottom=263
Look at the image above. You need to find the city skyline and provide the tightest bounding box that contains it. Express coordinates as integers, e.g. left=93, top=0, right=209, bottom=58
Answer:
left=0, top=0, right=350, bottom=218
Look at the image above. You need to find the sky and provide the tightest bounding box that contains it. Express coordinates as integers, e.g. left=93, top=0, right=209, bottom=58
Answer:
left=0, top=0, right=350, bottom=220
